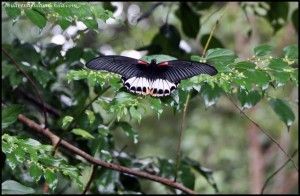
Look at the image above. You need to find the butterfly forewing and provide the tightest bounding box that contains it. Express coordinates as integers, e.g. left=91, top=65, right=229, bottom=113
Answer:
left=86, top=55, right=146, bottom=78
left=159, top=60, right=218, bottom=83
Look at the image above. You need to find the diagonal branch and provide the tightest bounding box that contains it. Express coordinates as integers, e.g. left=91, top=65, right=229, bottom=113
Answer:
left=17, top=114, right=197, bottom=194
left=2, top=48, right=49, bottom=127
left=261, top=149, right=298, bottom=194
left=226, top=94, right=298, bottom=171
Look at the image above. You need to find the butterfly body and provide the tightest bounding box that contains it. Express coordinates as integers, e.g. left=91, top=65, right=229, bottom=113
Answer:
left=86, top=55, right=217, bottom=97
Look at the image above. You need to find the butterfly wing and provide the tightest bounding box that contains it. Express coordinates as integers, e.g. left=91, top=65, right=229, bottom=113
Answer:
left=158, top=60, right=218, bottom=83
left=86, top=55, right=149, bottom=78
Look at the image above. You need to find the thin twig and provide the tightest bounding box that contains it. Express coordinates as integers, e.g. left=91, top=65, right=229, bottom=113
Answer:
left=261, top=149, right=298, bottom=194
left=174, top=93, right=191, bottom=182
left=226, top=95, right=298, bottom=171
left=52, top=86, right=111, bottom=154
left=16, top=88, right=61, bottom=117
left=202, top=6, right=227, bottom=57
left=82, top=165, right=97, bottom=194
left=2, top=48, right=48, bottom=128
left=17, top=114, right=197, bottom=194
left=137, top=3, right=163, bottom=23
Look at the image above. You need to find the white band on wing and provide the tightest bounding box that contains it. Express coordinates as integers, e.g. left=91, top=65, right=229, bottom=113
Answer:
left=123, top=77, right=177, bottom=97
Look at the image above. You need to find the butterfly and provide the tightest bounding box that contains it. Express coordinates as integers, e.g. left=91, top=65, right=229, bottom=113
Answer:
left=86, top=55, right=218, bottom=97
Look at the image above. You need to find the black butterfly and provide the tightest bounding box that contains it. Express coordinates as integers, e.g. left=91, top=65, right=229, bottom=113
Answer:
left=86, top=55, right=217, bottom=97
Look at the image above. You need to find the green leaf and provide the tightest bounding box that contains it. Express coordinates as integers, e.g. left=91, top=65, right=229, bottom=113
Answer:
left=129, top=107, right=142, bottom=123
left=283, top=45, right=298, bottom=60
left=180, top=164, right=195, bottom=189
left=176, top=3, right=200, bottom=38
left=4, top=3, right=21, bottom=18
left=141, top=54, right=177, bottom=63
left=242, top=69, right=271, bottom=89
left=118, top=122, right=138, bottom=144
left=53, top=5, right=72, bottom=17
left=29, top=164, right=43, bottom=182
left=268, top=58, right=289, bottom=70
left=24, top=9, right=47, bottom=29
left=254, top=44, right=272, bottom=56
left=234, top=61, right=256, bottom=70
left=82, top=17, right=98, bottom=29
left=200, top=83, right=222, bottom=107
left=31, top=66, right=54, bottom=87
left=2, top=180, right=35, bottom=194
left=85, top=110, right=95, bottom=124
left=71, top=128, right=95, bottom=140
left=62, top=116, right=74, bottom=129
left=266, top=2, right=289, bottom=33
left=57, top=17, right=72, bottom=30
left=237, top=89, right=261, bottom=109
left=2, top=105, right=23, bottom=129
left=206, top=48, right=236, bottom=68
left=44, top=169, right=58, bottom=190
left=292, top=8, right=298, bottom=32
left=269, top=98, right=295, bottom=129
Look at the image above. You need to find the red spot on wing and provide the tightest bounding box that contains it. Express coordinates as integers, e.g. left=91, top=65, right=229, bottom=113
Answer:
left=158, top=62, right=170, bottom=67
left=138, top=60, right=149, bottom=65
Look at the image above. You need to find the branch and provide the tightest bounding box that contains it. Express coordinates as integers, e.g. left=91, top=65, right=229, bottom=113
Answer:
left=17, top=114, right=197, bottom=194
left=136, top=3, right=163, bottom=23
left=261, top=149, right=298, bottom=194
left=82, top=165, right=97, bottom=194
left=16, top=88, right=61, bottom=117
left=226, top=95, right=298, bottom=171
left=2, top=48, right=48, bottom=127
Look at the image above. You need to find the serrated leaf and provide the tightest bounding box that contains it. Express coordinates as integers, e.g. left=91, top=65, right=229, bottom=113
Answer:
left=268, top=58, right=289, bottom=70
left=44, top=169, right=58, bottom=190
left=237, top=89, right=261, bottom=109
left=29, top=164, right=43, bottom=182
left=25, top=9, right=47, bottom=29
left=234, top=61, right=256, bottom=70
left=2, top=180, right=35, bottom=194
left=283, top=45, right=298, bottom=60
left=4, top=3, right=21, bottom=18
left=118, top=122, right=138, bottom=144
left=266, top=2, right=289, bottom=33
left=200, top=83, right=222, bottom=107
left=254, top=44, right=272, bottom=56
left=2, top=105, right=23, bottom=129
left=71, top=128, right=95, bottom=140
left=129, top=107, right=142, bottom=122
left=206, top=48, right=236, bottom=68
left=269, top=98, right=295, bottom=129
left=141, top=54, right=177, bottom=63
left=31, top=66, right=54, bottom=87
left=82, top=17, right=98, bottom=29
left=85, top=110, right=95, bottom=124
left=180, top=164, right=195, bottom=189
left=62, top=116, right=74, bottom=129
